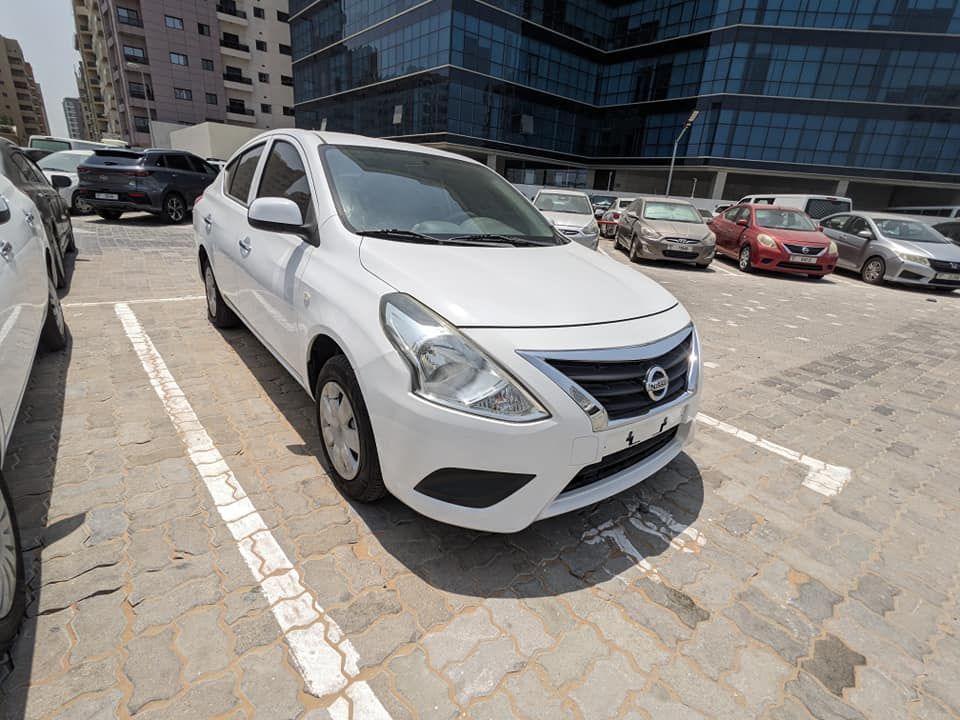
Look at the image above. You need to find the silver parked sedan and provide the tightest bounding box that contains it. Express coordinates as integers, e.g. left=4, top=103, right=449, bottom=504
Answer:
left=821, top=212, right=960, bottom=290
left=615, top=197, right=716, bottom=267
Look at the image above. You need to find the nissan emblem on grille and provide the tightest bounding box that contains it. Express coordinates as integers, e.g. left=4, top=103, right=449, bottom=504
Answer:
left=644, top=366, right=670, bottom=401
left=802, top=246, right=810, bottom=254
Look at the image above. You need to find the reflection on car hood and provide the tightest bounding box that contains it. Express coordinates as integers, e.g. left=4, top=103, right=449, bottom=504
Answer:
left=538, top=210, right=594, bottom=230
left=886, top=238, right=960, bottom=261
left=757, top=228, right=830, bottom=245
left=359, top=239, right=679, bottom=328
left=644, top=219, right=712, bottom=239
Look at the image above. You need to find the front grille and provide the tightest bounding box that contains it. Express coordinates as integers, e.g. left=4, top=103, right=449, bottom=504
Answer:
left=562, top=427, right=679, bottom=494
left=663, top=237, right=699, bottom=244
left=929, top=259, right=960, bottom=273
left=783, top=244, right=825, bottom=255
left=663, top=249, right=699, bottom=259
left=545, top=334, right=692, bottom=421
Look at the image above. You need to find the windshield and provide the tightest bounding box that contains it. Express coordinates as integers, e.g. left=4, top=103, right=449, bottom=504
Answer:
left=875, top=218, right=948, bottom=244
left=643, top=202, right=703, bottom=223
left=38, top=152, right=88, bottom=172
left=535, top=193, right=592, bottom=214
left=30, top=138, right=71, bottom=152
left=320, top=146, right=561, bottom=243
left=755, top=209, right=817, bottom=231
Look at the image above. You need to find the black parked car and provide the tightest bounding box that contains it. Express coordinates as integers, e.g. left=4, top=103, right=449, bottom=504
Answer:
left=0, top=138, right=74, bottom=288
left=77, top=148, right=219, bottom=223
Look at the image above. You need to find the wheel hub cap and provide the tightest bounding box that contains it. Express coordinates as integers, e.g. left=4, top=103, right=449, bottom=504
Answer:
left=0, top=491, right=16, bottom=619
left=169, top=198, right=184, bottom=221
left=319, top=381, right=360, bottom=480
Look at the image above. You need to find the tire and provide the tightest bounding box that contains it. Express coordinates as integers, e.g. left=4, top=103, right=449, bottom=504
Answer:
left=40, top=274, right=68, bottom=352
left=203, top=262, right=239, bottom=329
left=161, top=192, right=187, bottom=224
left=98, top=210, right=122, bottom=221
left=0, top=470, right=26, bottom=656
left=315, top=355, right=386, bottom=503
left=808, top=274, right=825, bottom=280
left=65, top=224, right=76, bottom=253
left=696, top=261, right=711, bottom=269
left=861, top=256, right=885, bottom=285
left=738, top=244, right=753, bottom=273
left=629, top=234, right=641, bottom=262
left=49, top=231, right=67, bottom=290
left=71, top=193, right=92, bottom=216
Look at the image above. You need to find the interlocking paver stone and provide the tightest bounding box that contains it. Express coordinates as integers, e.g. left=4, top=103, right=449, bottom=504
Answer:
left=123, top=629, right=182, bottom=713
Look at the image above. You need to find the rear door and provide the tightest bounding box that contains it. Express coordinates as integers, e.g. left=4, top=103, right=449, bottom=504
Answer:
left=0, top=184, right=46, bottom=449
left=240, top=137, right=317, bottom=370
left=211, top=143, right=266, bottom=310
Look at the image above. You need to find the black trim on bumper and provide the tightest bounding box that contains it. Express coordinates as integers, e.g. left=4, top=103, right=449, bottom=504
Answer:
left=562, top=426, right=679, bottom=495
left=414, top=468, right=536, bottom=508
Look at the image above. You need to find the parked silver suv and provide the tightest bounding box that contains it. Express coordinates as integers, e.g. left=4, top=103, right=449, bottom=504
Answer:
left=821, top=211, right=960, bottom=290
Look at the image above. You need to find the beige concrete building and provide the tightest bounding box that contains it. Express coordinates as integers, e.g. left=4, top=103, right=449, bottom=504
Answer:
left=72, top=0, right=294, bottom=147
left=0, top=35, right=50, bottom=145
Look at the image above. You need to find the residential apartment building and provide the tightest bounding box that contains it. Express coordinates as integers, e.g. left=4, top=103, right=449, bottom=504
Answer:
left=290, top=1, right=960, bottom=208
left=0, top=35, right=50, bottom=145
left=73, top=0, right=294, bottom=147
left=63, top=97, right=88, bottom=139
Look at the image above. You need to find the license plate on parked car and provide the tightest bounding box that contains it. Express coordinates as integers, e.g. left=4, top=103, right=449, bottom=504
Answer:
left=95, top=193, right=118, bottom=200
left=790, top=255, right=818, bottom=264
left=666, top=242, right=692, bottom=251
left=936, top=273, right=960, bottom=281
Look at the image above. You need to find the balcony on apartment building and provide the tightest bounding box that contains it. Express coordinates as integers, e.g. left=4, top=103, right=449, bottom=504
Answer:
left=226, top=100, right=255, bottom=123
left=217, top=2, right=249, bottom=26
left=220, top=34, right=250, bottom=58
left=223, top=66, right=254, bottom=92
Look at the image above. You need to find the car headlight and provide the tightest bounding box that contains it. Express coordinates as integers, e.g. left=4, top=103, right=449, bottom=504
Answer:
left=582, top=221, right=599, bottom=235
left=828, top=240, right=838, bottom=255
left=757, top=233, right=778, bottom=248
left=704, top=232, right=716, bottom=246
left=640, top=225, right=661, bottom=239
left=380, top=293, right=549, bottom=422
left=897, top=252, right=930, bottom=266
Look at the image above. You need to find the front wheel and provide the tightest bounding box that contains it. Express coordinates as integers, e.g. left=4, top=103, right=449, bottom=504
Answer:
left=629, top=235, right=641, bottom=262
left=40, top=274, right=68, bottom=352
left=161, top=193, right=187, bottom=224
left=0, top=470, right=26, bottom=656
left=738, top=244, right=753, bottom=272
left=861, top=256, right=885, bottom=285
left=316, top=355, right=386, bottom=503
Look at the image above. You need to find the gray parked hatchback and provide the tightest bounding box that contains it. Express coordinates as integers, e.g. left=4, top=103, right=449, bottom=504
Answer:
left=615, top=196, right=715, bottom=267
left=77, top=148, right=219, bottom=223
left=821, top=211, right=960, bottom=290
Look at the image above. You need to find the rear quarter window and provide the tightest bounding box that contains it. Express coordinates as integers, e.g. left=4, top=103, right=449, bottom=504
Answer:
left=225, top=144, right=265, bottom=204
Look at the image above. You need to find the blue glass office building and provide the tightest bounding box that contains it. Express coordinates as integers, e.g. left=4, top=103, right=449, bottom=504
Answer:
left=290, top=1, right=960, bottom=206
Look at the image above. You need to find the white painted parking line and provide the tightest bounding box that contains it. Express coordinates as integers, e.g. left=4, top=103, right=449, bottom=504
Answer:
left=65, top=295, right=205, bottom=308
left=711, top=263, right=739, bottom=277
left=114, top=303, right=391, bottom=715
left=704, top=361, right=719, bottom=369
left=696, top=413, right=851, bottom=496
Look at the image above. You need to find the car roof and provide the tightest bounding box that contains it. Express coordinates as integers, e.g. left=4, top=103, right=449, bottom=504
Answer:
left=736, top=203, right=808, bottom=211
left=855, top=211, right=939, bottom=222
left=536, top=188, right=590, bottom=197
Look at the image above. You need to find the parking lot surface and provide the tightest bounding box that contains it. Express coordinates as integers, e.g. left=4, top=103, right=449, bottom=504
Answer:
left=1, top=214, right=959, bottom=719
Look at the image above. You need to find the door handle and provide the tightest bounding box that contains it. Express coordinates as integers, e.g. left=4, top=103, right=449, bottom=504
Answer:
left=203, top=214, right=213, bottom=229
left=0, top=241, right=12, bottom=260
left=239, top=237, right=252, bottom=256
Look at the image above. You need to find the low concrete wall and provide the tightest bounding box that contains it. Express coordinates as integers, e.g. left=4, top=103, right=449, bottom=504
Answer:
left=168, top=122, right=264, bottom=161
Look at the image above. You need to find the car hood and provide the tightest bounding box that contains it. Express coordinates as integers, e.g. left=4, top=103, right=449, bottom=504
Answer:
left=644, top=219, right=713, bottom=240
left=538, top=210, right=594, bottom=230
left=758, top=229, right=830, bottom=245
left=359, top=239, right=679, bottom=328
left=886, top=239, right=960, bottom=261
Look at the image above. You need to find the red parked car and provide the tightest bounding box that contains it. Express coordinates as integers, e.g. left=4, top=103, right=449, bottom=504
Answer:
left=708, top=204, right=838, bottom=277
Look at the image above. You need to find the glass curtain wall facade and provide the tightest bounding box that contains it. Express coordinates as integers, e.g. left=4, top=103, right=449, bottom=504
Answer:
left=291, top=0, right=960, bottom=193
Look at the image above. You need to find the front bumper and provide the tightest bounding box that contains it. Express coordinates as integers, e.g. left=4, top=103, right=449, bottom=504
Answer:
left=638, top=237, right=715, bottom=264
left=752, top=244, right=837, bottom=276
left=361, top=306, right=701, bottom=532
left=887, top=257, right=960, bottom=288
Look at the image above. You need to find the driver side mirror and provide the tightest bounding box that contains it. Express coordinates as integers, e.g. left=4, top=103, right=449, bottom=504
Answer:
left=248, top=197, right=304, bottom=232
left=51, top=174, right=71, bottom=189
left=736, top=218, right=749, bottom=227
left=0, top=195, right=10, bottom=224
left=817, top=224, right=824, bottom=231
left=857, top=229, right=874, bottom=239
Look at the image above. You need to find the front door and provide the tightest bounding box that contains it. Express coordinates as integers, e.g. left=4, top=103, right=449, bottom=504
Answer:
left=821, top=215, right=852, bottom=267
left=838, top=216, right=874, bottom=268
left=238, top=137, right=316, bottom=374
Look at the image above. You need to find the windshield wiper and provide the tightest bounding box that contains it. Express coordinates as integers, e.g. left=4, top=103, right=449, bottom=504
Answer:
left=357, top=229, right=445, bottom=244
left=447, top=233, right=552, bottom=247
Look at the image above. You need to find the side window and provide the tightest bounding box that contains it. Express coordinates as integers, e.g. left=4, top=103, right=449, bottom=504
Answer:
left=225, top=144, right=264, bottom=205
left=823, top=215, right=849, bottom=230
left=164, top=154, right=193, bottom=172
left=755, top=197, right=775, bottom=205
left=722, top=207, right=742, bottom=222
left=938, top=223, right=960, bottom=242
left=11, top=153, right=46, bottom=184
left=736, top=207, right=752, bottom=223
left=255, top=140, right=312, bottom=220
left=845, top=217, right=871, bottom=237
left=187, top=156, right=214, bottom=174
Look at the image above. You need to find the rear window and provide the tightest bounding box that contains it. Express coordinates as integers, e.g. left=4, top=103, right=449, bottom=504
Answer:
left=82, top=152, right=143, bottom=168
left=805, top=198, right=851, bottom=218
left=30, top=138, right=71, bottom=152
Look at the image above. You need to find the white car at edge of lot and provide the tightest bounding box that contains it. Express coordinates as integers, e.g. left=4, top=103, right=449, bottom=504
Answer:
left=532, top=188, right=601, bottom=250
left=194, top=130, right=702, bottom=533
left=37, top=150, right=95, bottom=215
left=0, top=174, right=68, bottom=653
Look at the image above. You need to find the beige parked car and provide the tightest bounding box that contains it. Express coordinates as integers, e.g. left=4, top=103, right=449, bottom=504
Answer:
left=614, top=197, right=716, bottom=268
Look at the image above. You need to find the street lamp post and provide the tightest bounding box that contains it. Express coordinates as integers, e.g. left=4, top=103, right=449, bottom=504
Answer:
left=665, top=109, right=700, bottom=197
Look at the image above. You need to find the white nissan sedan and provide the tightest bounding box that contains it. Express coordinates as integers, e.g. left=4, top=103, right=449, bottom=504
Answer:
left=195, top=130, right=701, bottom=532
